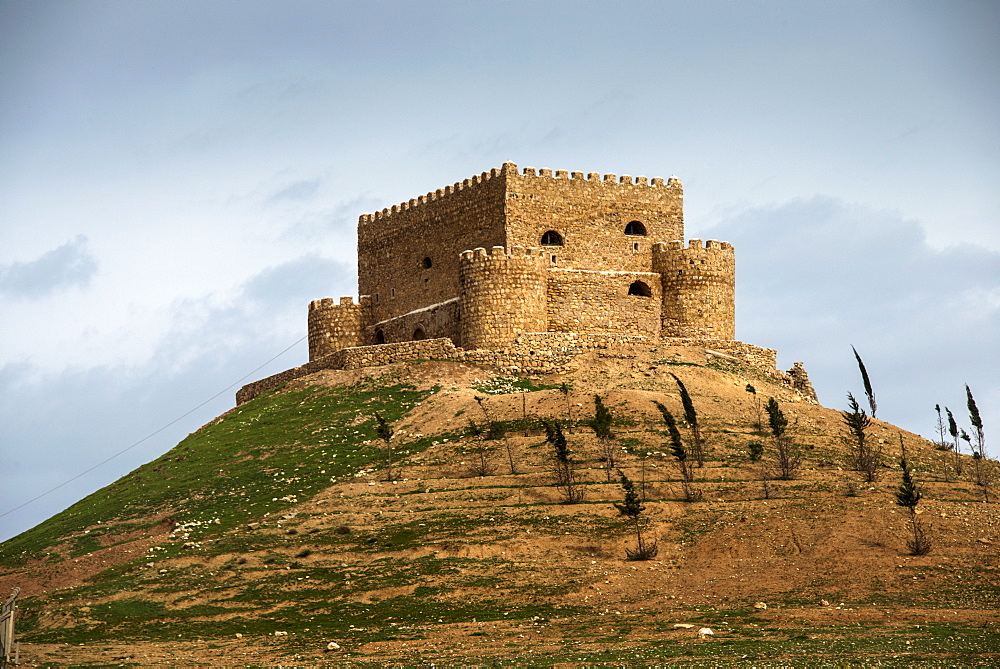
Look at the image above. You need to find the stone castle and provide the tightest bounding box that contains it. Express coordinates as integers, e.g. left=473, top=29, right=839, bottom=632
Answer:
left=237, top=163, right=815, bottom=404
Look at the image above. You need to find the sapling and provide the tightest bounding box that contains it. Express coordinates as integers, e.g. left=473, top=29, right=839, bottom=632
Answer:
left=947, top=407, right=962, bottom=475
left=592, top=395, right=618, bottom=481
left=615, top=471, right=658, bottom=560
left=766, top=397, right=799, bottom=480
left=671, top=374, right=704, bottom=466
left=895, top=435, right=931, bottom=555
left=655, top=401, right=700, bottom=502
left=966, top=384, right=990, bottom=503
left=543, top=419, right=583, bottom=503
left=475, top=394, right=518, bottom=474
left=746, top=383, right=763, bottom=431
left=852, top=346, right=877, bottom=418
left=934, top=404, right=948, bottom=450
left=373, top=412, right=396, bottom=482
left=465, top=420, right=495, bottom=477
left=843, top=392, right=881, bottom=482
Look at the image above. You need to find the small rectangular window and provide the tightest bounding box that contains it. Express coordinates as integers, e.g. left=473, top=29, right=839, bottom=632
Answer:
left=550, top=254, right=557, bottom=264
left=632, top=242, right=640, bottom=251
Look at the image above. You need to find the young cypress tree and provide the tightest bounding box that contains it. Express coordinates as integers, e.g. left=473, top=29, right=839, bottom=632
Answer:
left=766, top=397, right=799, bottom=480
left=947, top=407, right=962, bottom=475
left=671, top=373, right=704, bottom=466
left=852, top=346, right=877, bottom=418
left=843, top=392, right=880, bottom=481
left=895, top=435, right=931, bottom=554
left=746, top=383, right=763, bottom=431
left=542, top=419, right=583, bottom=503
left=966, top=385, right=990, bottom=502
left=615, top=471, right=657, bottom=560
left=374, top=412, right=396, bottom=482
left=592, top=395, right=618, bottom=481
left=655, top=401, right=699, bottom=501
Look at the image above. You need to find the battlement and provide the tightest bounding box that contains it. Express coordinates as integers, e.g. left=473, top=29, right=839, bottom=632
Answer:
left=459, top=245, right=548, bottom=263
left=655, top=239, right=734, bottom=253
left=308, top=296, right=358, bottom=312
left=358, top=162, right=681, bottom=226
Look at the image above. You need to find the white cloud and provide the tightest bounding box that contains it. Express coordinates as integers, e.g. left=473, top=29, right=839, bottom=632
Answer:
left=704, top=196, right=1000, bottom=451
left=0, top=235, right=98, bottom=299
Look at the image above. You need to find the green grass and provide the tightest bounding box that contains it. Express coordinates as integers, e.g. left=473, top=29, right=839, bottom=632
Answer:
left=0, top=379, right=437, bottom=567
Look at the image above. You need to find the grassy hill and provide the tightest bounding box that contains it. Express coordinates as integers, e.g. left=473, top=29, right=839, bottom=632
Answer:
left=2, top=346, right=998, bottom=666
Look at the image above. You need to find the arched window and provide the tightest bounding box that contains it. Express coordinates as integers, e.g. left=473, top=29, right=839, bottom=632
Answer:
left=374, top=329, right=386, bottom=345
left=628, top=280, right=652, bottom=297
left=540, top=230, right=564, bottom=246
left=412, top=327, right=426, bottom=341
left=422, top=257, right=433, bottom=269
left=624, top=220, right=647, bottom=236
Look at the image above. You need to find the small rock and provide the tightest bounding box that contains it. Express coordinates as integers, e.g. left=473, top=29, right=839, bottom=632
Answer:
left=820, top=599, right=830, bottom=607
left=158, top=568, right=168, bottom=574
left=326, top=641, right=341, bottom=651
left=235, top=633, right=243, bottom=638
left=754, top=601, right=767, bottom=610
left=698, top=627, right=714, bottom=638
left=274, top=631, right=288, bottom=636
left=673, top=623, right=695, bottom=629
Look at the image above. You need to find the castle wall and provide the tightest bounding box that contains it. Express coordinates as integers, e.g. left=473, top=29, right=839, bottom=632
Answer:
left=357, top=168, right=508, bottom=341
left=307, top=297, right=369, bottom=361
left=370, top=298, right=461, bottom=347
left=545, top=269, right=662, bottom=337
left=503, top=164, right=684, bottom=274
left=459, top=246, right=548, bottom=350
left=655, top=239, right=735, bottom=340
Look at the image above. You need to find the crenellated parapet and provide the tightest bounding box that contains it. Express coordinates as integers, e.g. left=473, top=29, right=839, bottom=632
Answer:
left=307, top=296, right=370, bottom=361
left=653, top=239, right=736, bottom=340
left=458, top=245, right=548, bottom=350
left=358, top=162, right=681, bottom=227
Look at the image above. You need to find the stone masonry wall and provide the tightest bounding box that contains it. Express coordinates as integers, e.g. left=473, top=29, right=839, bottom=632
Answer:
left=655, top=239, right=735, bottom=339
left=237, top=338, right=461, bottom=404
left=370, top=298, right=461, bottom=349
left=307, top=297, right=369, bottom=360
left=459, top=246, right=548, bottom=350
left=357, top=168, right=507, bottom=339
left=545, top=269, right=661, bottom=337
left=503, top=163, right=684, bottom=273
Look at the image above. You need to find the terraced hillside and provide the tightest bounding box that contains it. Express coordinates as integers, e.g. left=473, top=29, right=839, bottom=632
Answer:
left=1, top=346, right=998, bottom=666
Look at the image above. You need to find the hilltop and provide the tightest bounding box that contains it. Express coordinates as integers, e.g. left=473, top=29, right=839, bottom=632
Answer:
left=1, top=344, right=998, bottom=666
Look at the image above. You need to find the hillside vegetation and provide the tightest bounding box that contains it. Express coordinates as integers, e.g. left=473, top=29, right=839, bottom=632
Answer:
left=1, top=345, right=998, bottom=666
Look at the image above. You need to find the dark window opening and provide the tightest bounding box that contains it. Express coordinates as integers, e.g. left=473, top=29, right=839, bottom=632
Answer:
left=550, top=254, right=557, bottom=264
left=422, top=257, right=432, bottom=269
left=625, top=220, right=647, bottom=236
left=540, top=230, right=564, bottom=246
left=632, top=242, right=640, bottom=251
left=374, top=329, right=385, bottom=345
left=412, top=327, right=426, bottom=341
left=628, top=280, right=652, bottom=297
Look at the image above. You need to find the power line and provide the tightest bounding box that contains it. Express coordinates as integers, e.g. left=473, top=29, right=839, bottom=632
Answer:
left=0, top=335, right=307, bottom=521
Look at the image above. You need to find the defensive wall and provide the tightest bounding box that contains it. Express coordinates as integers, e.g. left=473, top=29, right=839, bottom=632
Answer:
left=244, top=163, right=815, bottom=406
left=237, top=333, right=792, bottom=405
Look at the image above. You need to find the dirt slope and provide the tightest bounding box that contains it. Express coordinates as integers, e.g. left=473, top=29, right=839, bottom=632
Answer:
left=3, top=345, right=999, bottom=666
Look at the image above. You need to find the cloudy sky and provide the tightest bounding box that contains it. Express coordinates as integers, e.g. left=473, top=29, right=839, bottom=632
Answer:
left=2, top=0, right=998, bottom=541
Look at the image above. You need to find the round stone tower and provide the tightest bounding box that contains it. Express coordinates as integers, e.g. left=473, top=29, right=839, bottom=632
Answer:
left=653, top=239, right=735, bottom=340
left=459, top=245, right=548, bottom=350
left=307, top=296, right=369, bottom=360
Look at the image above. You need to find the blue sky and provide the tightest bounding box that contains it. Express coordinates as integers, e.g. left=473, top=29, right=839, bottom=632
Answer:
left=1, top=0, right=998, bottom=541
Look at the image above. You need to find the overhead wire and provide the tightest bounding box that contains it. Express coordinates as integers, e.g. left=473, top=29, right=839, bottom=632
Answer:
left=0, top=335, right=307, bottom=521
